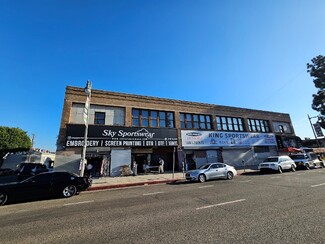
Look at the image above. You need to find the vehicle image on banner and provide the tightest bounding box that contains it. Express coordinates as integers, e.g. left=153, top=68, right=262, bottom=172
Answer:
left=289, top=153, right=324, bottom=170
left=0, top=171, right=92, bottom=205
left=258, top=156, right=296, bottom=173
left=185, top=163, right=237, bottom=183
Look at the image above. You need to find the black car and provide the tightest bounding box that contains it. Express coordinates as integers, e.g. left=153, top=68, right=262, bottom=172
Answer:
left=0, top=171, right=92, bottom=205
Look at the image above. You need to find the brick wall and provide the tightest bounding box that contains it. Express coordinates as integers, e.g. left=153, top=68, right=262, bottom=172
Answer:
left=56, top=86, right=295, bottom=151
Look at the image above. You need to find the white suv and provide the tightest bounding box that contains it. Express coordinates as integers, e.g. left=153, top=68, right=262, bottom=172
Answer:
left=258, top=156, right=296, bottom=173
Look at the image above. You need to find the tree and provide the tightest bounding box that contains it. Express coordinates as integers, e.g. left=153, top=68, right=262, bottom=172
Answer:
left=0, top=126, right=32, bottom=158
left=307, top=55, right=325, bottom=129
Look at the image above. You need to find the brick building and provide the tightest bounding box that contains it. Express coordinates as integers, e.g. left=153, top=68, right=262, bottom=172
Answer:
left=55, top=86, right=299, bottom=177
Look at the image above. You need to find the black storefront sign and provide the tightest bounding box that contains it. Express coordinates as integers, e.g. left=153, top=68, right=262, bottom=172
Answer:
left=65, top=125, right=178, bottom=148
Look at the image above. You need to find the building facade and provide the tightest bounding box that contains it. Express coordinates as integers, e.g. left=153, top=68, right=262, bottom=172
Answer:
left=55, top=86, right=298, bottom=176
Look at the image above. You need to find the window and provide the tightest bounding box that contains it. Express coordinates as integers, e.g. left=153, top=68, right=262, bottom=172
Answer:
left=132, top=109, right=175, bottom=128
left=247, top=119, right=270, bottom=132
left=273, top=122, right=291, bottom=134
left=132, top=109, right=140, bottom=126
left=166, top=112, right=174, bottom=128
left=180, top=113, right=212, bottom=129
left=216, top=116, right=244, bottom=131
left=94, top=112, right=105, bottom=125
left=150, top=111, right=158, bottom=127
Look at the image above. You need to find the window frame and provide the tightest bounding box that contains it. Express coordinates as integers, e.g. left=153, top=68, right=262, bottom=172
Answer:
left=216, top=116, right=244, bottom=132
left=132, top=109, right=175, bottom=128
left=247, top=118, right=270, bottom=132
left=94, top=112, right=106, bottom=125
left=180, top=113, right=212, bottom=130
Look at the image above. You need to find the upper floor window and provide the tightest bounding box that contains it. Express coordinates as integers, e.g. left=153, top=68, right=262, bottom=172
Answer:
left=273, top=122, right=292, bottom=134
left=70, top=103, right=125, bottom=126
left=180, top=113, right=212, bottom=129
left=132, top=109, right=175, bottom=128
left=247, top=119, right=270, bottom=132
left=94, top=112, right=105, bottom=125
left=216, top=116, right=244, bottom=131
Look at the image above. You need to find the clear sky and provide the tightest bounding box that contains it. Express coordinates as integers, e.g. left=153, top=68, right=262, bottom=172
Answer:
left=1, top=0, right=324, bottom=152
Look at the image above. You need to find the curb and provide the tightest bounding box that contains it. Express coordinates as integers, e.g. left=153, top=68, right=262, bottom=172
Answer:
left=87, top=170, right=259, bottom=191
left=88, top=179, right=181, bottom=191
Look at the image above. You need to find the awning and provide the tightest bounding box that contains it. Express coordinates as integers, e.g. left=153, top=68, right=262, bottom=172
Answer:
left=279, top=147, right=303, bottom=153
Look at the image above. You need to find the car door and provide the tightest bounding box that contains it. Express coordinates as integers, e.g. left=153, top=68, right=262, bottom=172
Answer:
left=205, top=164, right=218, bottom=180
left=278, top=158, right=287, bottom=170
left=284, top=157, right=291, bottom=170
left=216, top=163, right=227, bottom=178
left=16, top=173, right=53, bottom=201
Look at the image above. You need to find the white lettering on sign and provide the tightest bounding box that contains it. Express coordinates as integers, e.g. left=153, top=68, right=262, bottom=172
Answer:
left=66, top=140, right=99, bottom=147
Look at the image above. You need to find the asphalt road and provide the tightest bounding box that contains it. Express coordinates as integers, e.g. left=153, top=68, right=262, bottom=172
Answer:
left=1, top=168, right=325, bottom=244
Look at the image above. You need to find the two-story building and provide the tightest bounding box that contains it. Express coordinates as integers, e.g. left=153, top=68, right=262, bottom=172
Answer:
left=55, top=85, right=299, bottom=177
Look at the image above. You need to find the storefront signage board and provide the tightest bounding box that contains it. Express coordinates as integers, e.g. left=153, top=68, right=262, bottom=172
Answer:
left=181, top=130, right=277, bottom=148
left=65, top=125, right=178, bottom=147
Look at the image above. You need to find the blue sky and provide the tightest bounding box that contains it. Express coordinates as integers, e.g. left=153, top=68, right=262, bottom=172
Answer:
left=0, top=0, right=324, bottom=152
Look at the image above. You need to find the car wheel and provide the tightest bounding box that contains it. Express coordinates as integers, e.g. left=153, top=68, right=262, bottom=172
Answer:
left=291, top=165, right=296, bottom=172
left=305, top=164, right=310, bottom=170
left=198, top=174, right=206, bottom=183
left=227, top=171, right=234, bottom=180
left=278, top=167, right=283, bottom=174
left=0, top=192, right=8, bottom=206
left=321, top=163, right=325, bottom=168
left=62, top=185, right=77, bottom=198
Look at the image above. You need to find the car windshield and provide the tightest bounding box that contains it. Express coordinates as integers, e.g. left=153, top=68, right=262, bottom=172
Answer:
left=198, top=164, right=211, bottom=170
left=263, top=157, right=278, bottom=162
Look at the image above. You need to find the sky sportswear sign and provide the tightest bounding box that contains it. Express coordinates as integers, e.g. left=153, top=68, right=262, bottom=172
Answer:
left=65, top=125, right=178, bottom=148
left=181, top=130, right=277, bottom=148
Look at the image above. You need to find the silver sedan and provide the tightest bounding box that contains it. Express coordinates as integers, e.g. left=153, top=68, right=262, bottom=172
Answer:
left=185, top=163, right=237, bottom=183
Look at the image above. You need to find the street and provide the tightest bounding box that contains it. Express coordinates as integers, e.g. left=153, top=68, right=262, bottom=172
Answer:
left=1, top=169, right=325, bottom=243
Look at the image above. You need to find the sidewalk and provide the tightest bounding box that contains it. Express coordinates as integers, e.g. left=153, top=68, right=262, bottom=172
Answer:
left=88, top=167, right=259, bottom=191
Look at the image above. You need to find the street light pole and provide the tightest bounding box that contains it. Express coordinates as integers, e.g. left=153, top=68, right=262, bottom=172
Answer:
left=80, top=80, right=92, bottom=177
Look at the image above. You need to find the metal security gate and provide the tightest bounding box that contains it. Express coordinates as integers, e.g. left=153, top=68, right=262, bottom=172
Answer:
left=110, top=148, right=131, bottom=177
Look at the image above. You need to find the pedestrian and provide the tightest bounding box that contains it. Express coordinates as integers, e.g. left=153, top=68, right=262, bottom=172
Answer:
left=132, top=160, right=138, bottom=176
left=158, top=157, right=164, bottom=174
left=86, top=163, right=93, bottom=177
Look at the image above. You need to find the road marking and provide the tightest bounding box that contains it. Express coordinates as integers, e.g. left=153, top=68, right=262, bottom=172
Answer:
left=198, top=185, right=214, bottom=189
left=239, top=180, right=251, bottom=183
left=196, top=199, right=246, bottom=210
left=311, top=183, right=325, bottom=188
left=143, top=192, right=164, bottom=196
left=63, top=200, right=94, bottom=206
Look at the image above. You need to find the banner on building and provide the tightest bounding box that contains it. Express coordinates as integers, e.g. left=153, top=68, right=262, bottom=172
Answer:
left=181, top=130, right=277, bottom=148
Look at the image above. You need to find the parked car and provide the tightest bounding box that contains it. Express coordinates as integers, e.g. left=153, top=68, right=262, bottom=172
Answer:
left=258, top=156, right=296, bottom=173
left=289, top=153, right=324, bottom=170
left=0, top=171, right=92, bottom=205
left=185, top=163, right=237, bottom=183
